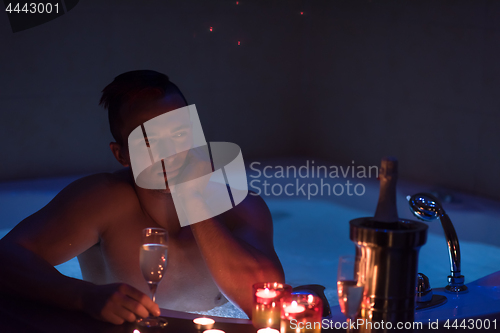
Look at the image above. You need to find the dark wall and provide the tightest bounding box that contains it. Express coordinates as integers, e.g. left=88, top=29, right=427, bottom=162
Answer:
left=0, top=0, right=499, bottom=199
left=303, top=1, right=500, bottom=199
left=0, top=0, right=305, bottom=179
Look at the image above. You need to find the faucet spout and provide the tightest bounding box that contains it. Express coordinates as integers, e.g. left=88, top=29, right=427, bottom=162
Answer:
left=439, top=212, right=461, bottom=276
left=407, top=193, right=468, bottom=293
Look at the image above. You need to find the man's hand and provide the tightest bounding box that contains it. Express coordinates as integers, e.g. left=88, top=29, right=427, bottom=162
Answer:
left=82, top=283, right=160, bottom=325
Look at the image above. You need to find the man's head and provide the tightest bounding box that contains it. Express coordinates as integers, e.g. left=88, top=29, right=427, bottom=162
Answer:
left=100, top=70, right=188, bottom=168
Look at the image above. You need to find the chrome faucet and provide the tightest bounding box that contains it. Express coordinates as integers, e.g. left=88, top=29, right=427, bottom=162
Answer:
left=407, top=193, right=468, bottom=293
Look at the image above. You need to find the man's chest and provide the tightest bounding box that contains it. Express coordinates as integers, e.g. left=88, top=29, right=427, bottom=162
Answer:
left=98, top=213, right=223, bottom=310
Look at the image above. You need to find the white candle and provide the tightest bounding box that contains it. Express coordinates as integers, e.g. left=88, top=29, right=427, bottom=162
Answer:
left=193, top=318, right=215, bottom=325
left=203, top=330, right=225, bottom=333
left=284, top=301, right=306, bottom=314
left=256, top=288, right=278, bottom=298
left=257, top=328, right=280, bottom=333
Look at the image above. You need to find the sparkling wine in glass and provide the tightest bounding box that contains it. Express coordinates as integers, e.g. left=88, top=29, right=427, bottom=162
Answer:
left=137, top=227, right=168, bottom=327
left=337, top=255, right=364, bottom=332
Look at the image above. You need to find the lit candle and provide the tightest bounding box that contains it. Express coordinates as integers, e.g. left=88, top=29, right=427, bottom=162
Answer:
left=203, top=330, right=225, bottom=333
left=256, top=288, right=278, bottom=298
left=281, top=295, right=322, bottom=333
left=257, top=328, right=280, bottom=333
left=252, top=283, right=291, bottom=330
left=284, top=301, right=306, bottom=314
left=193, top=317, right=215, bottom=330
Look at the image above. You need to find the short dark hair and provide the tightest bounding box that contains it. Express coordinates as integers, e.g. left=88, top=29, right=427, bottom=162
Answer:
left=99, top=70, right=188, bottom=144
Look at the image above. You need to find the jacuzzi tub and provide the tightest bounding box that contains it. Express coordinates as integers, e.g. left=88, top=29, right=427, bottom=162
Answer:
left=1, top=161, right=500, bottom=322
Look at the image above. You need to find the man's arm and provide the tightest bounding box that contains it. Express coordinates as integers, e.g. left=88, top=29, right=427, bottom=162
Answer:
left=188, top=192, right=285, bottom=317
left=0, top=174, right=160, bottom=324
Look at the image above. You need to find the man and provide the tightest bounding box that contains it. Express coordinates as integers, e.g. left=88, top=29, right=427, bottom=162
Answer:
left=0, top=70, right=285, bottom=324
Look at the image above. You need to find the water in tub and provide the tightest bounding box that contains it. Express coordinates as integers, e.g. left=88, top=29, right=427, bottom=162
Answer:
left=1, top=169, right=500, bottom=319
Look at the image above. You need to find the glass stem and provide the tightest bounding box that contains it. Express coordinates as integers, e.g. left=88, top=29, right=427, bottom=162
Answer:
left=148, top=282, right=158, bottom=304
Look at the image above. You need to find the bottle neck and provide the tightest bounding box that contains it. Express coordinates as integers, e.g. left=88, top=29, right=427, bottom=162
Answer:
left=374, top=157, right=399, bottom=223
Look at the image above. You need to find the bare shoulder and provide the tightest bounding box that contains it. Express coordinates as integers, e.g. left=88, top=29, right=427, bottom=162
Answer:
left=57, top=169, right=135, bottom=201
left=0, top=169, right=141, bottom=265
left=49, top=169, right=142, bottom=226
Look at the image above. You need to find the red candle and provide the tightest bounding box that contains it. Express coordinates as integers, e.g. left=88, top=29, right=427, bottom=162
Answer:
left=283, top=301, right=306, bottom=314
left=252, top=282, right=292, bottom=330
left=281, top=294, right=323, bottom=333
left=256, top=288, right=278, bottom=299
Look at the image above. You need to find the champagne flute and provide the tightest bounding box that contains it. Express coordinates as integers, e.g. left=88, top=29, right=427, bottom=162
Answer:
left=137, top=227, right=168, bottom=327
left=337, top=255, right=364, bottom=333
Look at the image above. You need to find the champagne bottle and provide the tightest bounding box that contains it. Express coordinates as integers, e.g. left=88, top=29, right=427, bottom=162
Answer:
left=374, top=156, right=399, bottom=223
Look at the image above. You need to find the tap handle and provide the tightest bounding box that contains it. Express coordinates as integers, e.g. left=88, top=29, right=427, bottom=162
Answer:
left=416, top=273, right=433, bottom=303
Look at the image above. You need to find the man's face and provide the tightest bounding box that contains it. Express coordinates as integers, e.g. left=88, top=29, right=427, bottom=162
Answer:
left=119, top=93, right=192, bottom=188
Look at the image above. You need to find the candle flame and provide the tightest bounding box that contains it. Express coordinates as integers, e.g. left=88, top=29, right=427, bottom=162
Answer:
left=193, top=317, right=215, bottom=325
left=257, top=328, right=279, bottom=333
